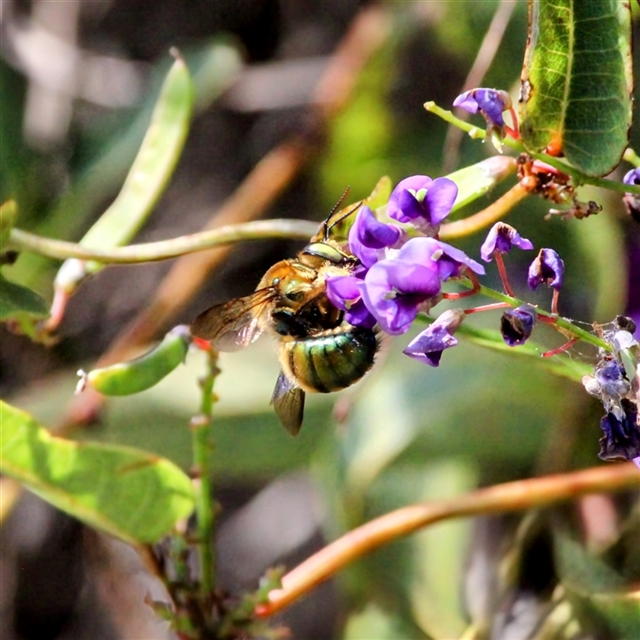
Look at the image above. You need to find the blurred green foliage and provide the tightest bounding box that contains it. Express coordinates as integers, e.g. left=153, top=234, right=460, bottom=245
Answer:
left=2, top=1, right=639, bottom=638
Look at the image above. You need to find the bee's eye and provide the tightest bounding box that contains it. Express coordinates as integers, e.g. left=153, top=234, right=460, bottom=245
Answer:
left=285, top=290, right=305, bottom=302
left=272, top=277, right=280, bottom=286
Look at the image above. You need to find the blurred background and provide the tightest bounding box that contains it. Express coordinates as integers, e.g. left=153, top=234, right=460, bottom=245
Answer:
left=1, top=1, right=639, bottom=638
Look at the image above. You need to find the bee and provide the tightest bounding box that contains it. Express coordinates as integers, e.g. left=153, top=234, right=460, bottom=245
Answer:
left=191, top=200, right=379, bottom=435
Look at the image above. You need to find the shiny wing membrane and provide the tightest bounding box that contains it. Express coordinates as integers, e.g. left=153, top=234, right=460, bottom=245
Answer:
left=271, top=371, right=305, bottom=436
left=191, top=288, right=275, bottom=351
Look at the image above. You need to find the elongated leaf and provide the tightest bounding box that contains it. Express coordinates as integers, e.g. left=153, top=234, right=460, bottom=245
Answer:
left=54, top=52, right=194, bottom=292
left=0, top=273, right=48, bottom=320
left=0, top=199, right=17, bottom=248
left=449, top=156, right=517, bottom=212
left=519, top=0, right=632, bottom=177
left=0, top=401, right=194, bottom=544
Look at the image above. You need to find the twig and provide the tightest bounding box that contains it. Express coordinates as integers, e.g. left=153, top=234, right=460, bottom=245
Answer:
left=9, top=220, right=319, bottom=263
left=255, top=463, right=640, bottom=617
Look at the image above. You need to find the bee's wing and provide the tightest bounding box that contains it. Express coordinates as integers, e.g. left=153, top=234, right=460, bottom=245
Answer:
left=191, top=288, right=275, bottom=351
left=271, top=371, right=305, bottom=436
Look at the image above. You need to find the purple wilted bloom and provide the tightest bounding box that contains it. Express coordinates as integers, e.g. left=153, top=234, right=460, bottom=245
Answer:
left=348, top=206, right=401, bottom=267
left=500, top=304, right=537, bottom=346
left=453, top=88, right=512, bottom=129
left=528, top=248, right=564, bottom=290
left=325, top=274, right=376, bottom=328
left=387, top=175, right=458, bottom=235
left=480, top=223, right=534, bottom=262
left=598, top=399, right=640, bottom=461
left=594, top=359, right=631, bottom=402
left=403, top=309, right=465, bottom=366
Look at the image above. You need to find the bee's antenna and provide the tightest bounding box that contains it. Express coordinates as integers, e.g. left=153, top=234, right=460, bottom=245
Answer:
left=331, top=186, right=351, bottom=216
left=324, top=186, right=368, bottom=241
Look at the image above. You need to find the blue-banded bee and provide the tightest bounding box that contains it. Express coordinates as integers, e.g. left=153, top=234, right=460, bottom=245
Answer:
left=191, top=202, right=379, bottom=435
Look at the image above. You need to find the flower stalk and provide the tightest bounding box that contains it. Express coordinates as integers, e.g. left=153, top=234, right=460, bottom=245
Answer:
left=191, top=347, right=220, bottom=599
left=425, top=101, right=640, bottom=196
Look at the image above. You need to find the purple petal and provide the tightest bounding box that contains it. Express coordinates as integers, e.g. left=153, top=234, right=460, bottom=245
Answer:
left=598, top=401, right=640, bottom=461
left=403, top=309, right=465, bottom=366
left=348, top=206, right=400, bottom=267
left=345, top=299, right=377, bottom=328
left=528, top=248, right=564, bottom=290
left=424, top=177, right=458, bottom=225
left=623, top=168, right=640, bottom=187
left=388, top=175, right=433, bottom=223
left=395, top=236, right=484, bottom=279
left=454, top=88, right=511, bottom=129
left=500, top=305, right=536, bottom=346
left=326, top=275, right=362, bottom=310
left=453, top=91, right=480, bottom=113
left=403, top=324, right=458, bottom=366
left=480, top=223, right=534, bottom=262
left=361, top=259, right=441, bottom=334
left=354, top=206, right=401, bottom=249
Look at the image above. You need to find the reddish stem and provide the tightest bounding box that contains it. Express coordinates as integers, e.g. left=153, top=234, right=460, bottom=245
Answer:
left=506, top=107, right=519, bottom=139
left=463, top=302, right=511, bottom=314
left=542, top=337, right=579, bottom=358
left=494, top=252, right=514, bottom=297
left=551, top=288, right=560, bottom=315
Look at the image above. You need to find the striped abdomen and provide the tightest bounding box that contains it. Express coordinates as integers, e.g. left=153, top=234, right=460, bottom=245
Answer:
left=280, top=326, right=378, bottom=393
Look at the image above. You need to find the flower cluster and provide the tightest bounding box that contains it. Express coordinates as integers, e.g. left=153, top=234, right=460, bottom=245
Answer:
left=326, top=176, right=484, bottom=364
left=326, top=175, right=573, bottom=366
left=583, top=317, right=640, bottom=468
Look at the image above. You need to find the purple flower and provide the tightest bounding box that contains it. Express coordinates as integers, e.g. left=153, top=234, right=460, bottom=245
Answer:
left=453, top=88, right=512, bottom=129
left=361, top=258, right=442, bottom=335
left=348, top=206, right=401, bottom=267
left=598, top=400, right=640, bottom=462
left=387, top=175, right=458, bottom=235
left=403, top=309, right=465, bottom=366
left=357, top=237, right=483, bottom=335
left=325, top=275, right=376, bottom=328
left=480, top=223, right=534, bottom=262
left=528, top=248, right=564, bottom=290
left=500, top=304, right=536, bottom=346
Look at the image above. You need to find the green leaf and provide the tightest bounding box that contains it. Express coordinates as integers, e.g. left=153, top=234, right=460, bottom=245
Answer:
left=0, top=272, right=48, bottom=320
left=519, top=0, right=632, bottom=177
left=0, top=400, right=194, bottom=544
left=54, top=51, right=194, bottom=292
left=449, top=156, right=517, bottom=212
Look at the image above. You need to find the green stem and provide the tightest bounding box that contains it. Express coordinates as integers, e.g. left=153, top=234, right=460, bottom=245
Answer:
left=191, top=349, right=219, bottom=599
left=425, top=102, right=640, bottom=196
left=8, top=219, right=319, bottom=264
left=623, top=147, right=640, bottom=167
left=457, top=278, right=610, bottom=351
